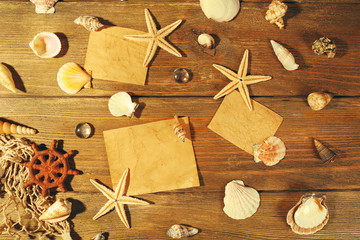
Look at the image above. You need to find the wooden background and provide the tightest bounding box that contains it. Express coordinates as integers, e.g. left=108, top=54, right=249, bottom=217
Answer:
left=0, top=0, right=359, bottom=239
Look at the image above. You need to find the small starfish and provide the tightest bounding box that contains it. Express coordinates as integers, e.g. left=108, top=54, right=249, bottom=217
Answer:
left=124, top=8, right=182, bottom=67
left=90, top=168, right=149, bottom=228
left=213, top=49, right=272, bottom=111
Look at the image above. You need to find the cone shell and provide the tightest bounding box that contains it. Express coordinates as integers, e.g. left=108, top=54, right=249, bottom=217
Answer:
left=0, top=120, right=37, bottom=135
left=108, top=92, right=138, bottom=118
left=265, top=0, right=288, bottom=29
left=30, top=0, right=58, bottom=14
left=223, top=180, right=260, bottom=220
left=312, top=37, right=336, bottom=58
left=0, top=63, right=17, bottom=93
left=197, top=33, right=215, bottom=49
left=74, top=16, right=104, bottom=32
left=166, top=224, right=199, bottom=239
left=39, top=198, right=72, bottom=223
left=287, top=193, right=329, bottom=235
left=307, top=92, right=332, bottom=111
left=57, top=62, right=92, bottom=94
left=29, top=32, right=61, bottom=58
left=253, top=136, right=286, bottom=166
left=270, top=40, right=299, bottom=71
left=314, top=139, right=336, bottom=163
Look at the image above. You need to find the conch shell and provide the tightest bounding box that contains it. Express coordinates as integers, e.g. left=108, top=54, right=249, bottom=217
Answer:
left=173, top=115, right=186, bottom=142
left=57, top=62, right=92, bottom=94
left=253, top=136, right=286, bottom=166
left=314, top=139, right=336, bottom=163
left=307, top=92, right=332, bottom=111
left=287, top=193, right=329, bottom=235
left=312, top=37, right=336, bottom=58
left=166, top=224, right=199, bottom=239
left=108, top=92, right=139, bottom=118
left=197, top=33, right=215, bottom=49
left=74, top=16, right=104, bottom=32
left=39, top=198, right=72, bottom=223
left=0, top=63, right=17, bottom=93
left=200, top=0, right=240, bottom=22
left=265, top=0, right=288, bottom=29
left=270, top=40, right=299, bottom=71
left=30, top=0, right=58, bottom=14
left=0, top=120, right=37, bottom=134
left=29, top=32, right=62, bottom=58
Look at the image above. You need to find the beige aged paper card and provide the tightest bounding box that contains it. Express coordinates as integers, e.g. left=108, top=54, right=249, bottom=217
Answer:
left=84, top=26, right=148, bottom=85
left=103, top=117, right=199, bottom=195
left=208, top=91, right=283, bottom=155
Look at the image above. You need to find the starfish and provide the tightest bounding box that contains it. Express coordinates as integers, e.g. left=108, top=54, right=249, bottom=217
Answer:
left=124, top=8, right=182, bottom=67
left=213, top=49, right=272, bottom=111
left=90, top=168, right=149, bottom=228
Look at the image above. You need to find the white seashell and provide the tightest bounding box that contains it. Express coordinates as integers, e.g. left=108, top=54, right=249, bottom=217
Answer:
left=173, top=115, right=186, bottom=142
left=30, top=0, right=58, bottom=14
left=200, top=0, right=240, bottom=23
left=223, top=180, right=260, bottom=220
left=166, top=224, right=199, bottom=239
left=74, top=16, right=104, bottom=32
left=108, top=92, right=139, bottom=118
left=270, top=40, right=299, bottom=71
left=197, top=33, right=215, bottom=49
left=29, top=32, right=61, bottom=58
left=307, top=92, right=332, bottom=111
left=0, top=63, right=17, bottom=93
left=0, top=120, right=37, bottom=135
left=57, top=62, right=92, bottom=94
left=39, top=198, right=72, bottom=223
left=91, top=232, right=105, bottom=240
left=265, top=0, right=288, bottom=29
left=253, top=136, right=286, bottom=166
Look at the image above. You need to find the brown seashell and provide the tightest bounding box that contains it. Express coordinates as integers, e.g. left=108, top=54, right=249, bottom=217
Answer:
left=30, top=0, right=58, bottom=14
left=312, top=37, right=336, bottom=58
left=265, top=0, right=288, bottom=29
left=307, top=92, right=332, bottom=111
left=173, top=115, right=186, bottom=142
left=166, top=224, right=199, bottom=239
left=314, top=139, right=336, bottom=163
left=74, top=16, right=104, bottom=32
left=0, top=120, right=37, bottom=135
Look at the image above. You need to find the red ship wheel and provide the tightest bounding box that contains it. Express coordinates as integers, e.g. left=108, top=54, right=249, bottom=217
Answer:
left=21, top=140, right=79, bottom=197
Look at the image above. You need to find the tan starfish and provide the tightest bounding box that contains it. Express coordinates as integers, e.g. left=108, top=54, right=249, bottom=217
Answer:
left=213, top=49, right=272, bottom=111
left=124, top=8, right=182, bottom=67
left=90, top=168, right=149, bottom=228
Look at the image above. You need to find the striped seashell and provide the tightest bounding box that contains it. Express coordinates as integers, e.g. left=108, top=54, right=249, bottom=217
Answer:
left=39, top=199, right=71, bottom=223
left=74, top=16, right=104, bottom=32
left=307, top=92, right=332, bottom=111
left=314, top=139, right=336, bottom=163
left=0, top=120, right=37, bottom=135
left=30, top=0, right=58, bottom=14
left=265, top=0, right=288, bottom=29
left=57, top=62, right=92, bottom=94
left=254, top=136, right=286, bottom=166
left=166, top=224, right=199, bottom=239
left=270, top=40, right=299, bottom=71
left=0, top=63, right=17, bottom=93
left=173, top=115, right=186, bottom=142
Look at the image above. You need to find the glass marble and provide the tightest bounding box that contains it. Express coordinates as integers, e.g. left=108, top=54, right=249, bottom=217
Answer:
left=173, top=68, right=190, bottom=83
left=75, top=122, right=93, bottom=139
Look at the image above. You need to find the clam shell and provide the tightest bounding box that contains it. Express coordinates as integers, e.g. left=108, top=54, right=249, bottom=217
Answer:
left=166, top=224, right=199, bottom=239
left=253, top=136, right=286, bottom=166
left=39, top=198, right=72, bottom=223
left=270, top=40, right=299, bottom=71
left=29, top=32, right=61, bottom=58
left=223, top=180, right=260, bottom=220
left=57, top=62, right=92, bottom=94
left=200, top=0, right=240, bottom=22
left=314, top=139, right=336, bottom=163
left=108, top=92, right=138, bottom=118
left=0, top=120, right=37, bottom=135
left=30, top=0, right=58, bottom=14
left=197, top=33, right=215, bottom=49
left=265, top=0, right=288, bottom=29
left=0, top=63, right=17, bottom=93
left=307, top=92, right=332, bottom=111
left=74, top=16, right=104, bottom=32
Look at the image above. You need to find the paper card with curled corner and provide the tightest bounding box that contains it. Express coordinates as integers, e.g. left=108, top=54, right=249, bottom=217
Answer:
left=103, top=117, right=200, bottom=195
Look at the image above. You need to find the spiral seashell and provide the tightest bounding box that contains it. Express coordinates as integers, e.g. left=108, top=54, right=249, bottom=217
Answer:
left=197, top=33, right=215, bottom=49
left=270, top=40, right=299, bottom=71
left=39, top=198, right=72, bottom=223
left=166, top=224, right=199, bottom=239
left=74, top=16, right=105, bottom=32
left=314, top=139, right=336, bottom=163
left=253, top=136, right=286, bottom=166
left=29, top=32, right=62, bottom=58
left=265, top=0, right=288, bottom=29
left=57, top=62, right=92, bottom=94
left=173, top=115, right=186, bottom=142
left=200, top=0, right=240, bottom=23
left=0, top=63, right=17, bottom=93
left=30, top=0, right=58, bottom=14
left=108, top=92, right=138, bottom=118
left=91, top=232, right=105, bottom=240
left=307, top=92, right=332, bottom=111
left=223, top=180, right=260, bottom=220
left=312, top=37, right=336, bottom=58
left=0, top=120, right=37, bottom=135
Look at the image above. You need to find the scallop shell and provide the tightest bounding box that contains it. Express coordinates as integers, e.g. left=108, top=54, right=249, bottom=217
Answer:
left=74, top=16, right=104, bottom=32
left=30, top=0, right=58, bottom=14
left=200, top=0, right=240, bottom=22
left=312, top=37, right=336, bottom=58
left=253, top=136, right=286, bottom=166
left=0, top=63, right=17, bottom=93
left=108, top=92, right=138, bottom=118
left=307, top=92, right=332, bottom=111
left=270, top=40, right=298, bottom=71
left=223, top=180, right=260, bottom=220
left=265, top=0, right=288, bottom=29
left=314, top=139, right=336, bottom=163
left=57, top=62, right=92, bottom=94
left=197, top=33, right=215, bottom=49
left=0, top=120, right=37, bottom=135
left=287, top=193, right=329, bottom=235
left=29, top=32, right=61, bottom=58
left=39, top=199, right=72, bottom=223
left=173, top=115, right=186, bottom=142
left=166, top=224, right=199, bottom=239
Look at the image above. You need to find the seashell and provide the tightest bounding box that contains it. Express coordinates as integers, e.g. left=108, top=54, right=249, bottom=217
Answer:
left=265, top=0, right=288, bottom=29
left=307, top=92, right=332, bottom=111
left=0, top=120, right=37, bottom=135
left=29, top=32, right=61, bottom=58
left=173, top=115, right=186, bottom=142
left=253, top=136, right=286, bottom=166
left=57, top=62, right=92, bottom=94
left=74, top=16, right=104, bottom=32
left=166, top=224, right=199, bottom=239
left=312, top=37, right=336, bottom=58
left=200, top=0, right=240, bottom=23
left=39, top=198, right=72, bottom=223
left=197, top=33, right=215, bottom=49
left=91, top=232, right=105, bottom=240
left=270, top=40, right=299, bottom=71
left=30, top=0, right=58, bottom=14
left=223, top=180, right=260, bottom=220
left=0, top=63, right=17, bottom=93
left=314, top=139, right=336, bottom=163
left=287, top=193, right=329, bottom=235
left=108, top=92, right=139, bottom=118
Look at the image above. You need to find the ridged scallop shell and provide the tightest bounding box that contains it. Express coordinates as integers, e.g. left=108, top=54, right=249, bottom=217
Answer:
left=197, top=33, right=215, bottom=49
left=108, top=92, right=138, bottom=118
left=57, top=62, right=92, bottom=94
left=270, top=40, right=299, bottom=71
left=29, top=32, right=61, bottom=58
left=223, top=180, right=260, bottom=220
left=265, top=0, right=288, bottom=29
left=173, top=115, right=186, bottom=142
left=200, top=0, right=240, bottom=22
left=307, top=92, right=332, bottom=111
left=314, top=139, right=336, bottom=163
left=166, top=224, right=199, bottom=239
left=39, top=198, right=72, bottom=223
left=30, top=0, right=58, bottom=14
left=253, top=136, right=286, bottom=166
left=287, top=193, right=329, bottom=235
left=74, top=16, right=104, bottom=32
left=0, top=120, right=37, bottom=135
left=0, top=63, right=17, bottom=93
left=312, top=37, right=336, bottom=58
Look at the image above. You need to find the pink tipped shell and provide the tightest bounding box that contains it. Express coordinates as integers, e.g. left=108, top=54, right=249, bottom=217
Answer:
left=0, top=120, right=37, bottom=135
left=307, top=92, right=332, bottom=111
left=74, top=16, right=104, bottom=32
left=30, top=0, right=58, bottom=14
left=29, top=32, right=61, bottom=58
left=253, top=136, right=286, bottom=166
